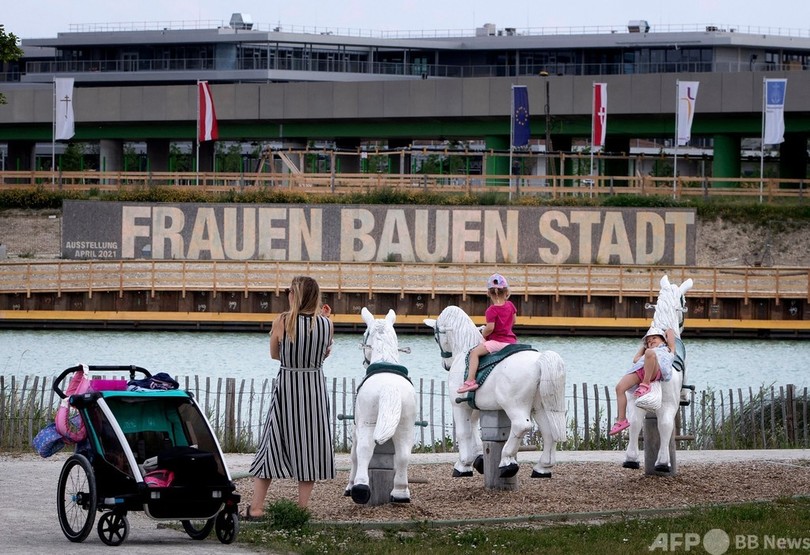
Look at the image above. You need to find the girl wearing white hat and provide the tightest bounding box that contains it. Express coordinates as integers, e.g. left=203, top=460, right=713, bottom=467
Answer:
left=609, top=326, right=675, bottom=435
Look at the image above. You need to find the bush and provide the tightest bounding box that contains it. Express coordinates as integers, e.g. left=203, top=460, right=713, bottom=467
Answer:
left=1, top=188, right=809, bottom=229
left=267, top=499, right=311, bottom=529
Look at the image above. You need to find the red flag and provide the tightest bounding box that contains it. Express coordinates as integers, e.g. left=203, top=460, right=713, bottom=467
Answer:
left=591, top=83, right=607, bottom=152
left=198, top=81, right=218, bottom=142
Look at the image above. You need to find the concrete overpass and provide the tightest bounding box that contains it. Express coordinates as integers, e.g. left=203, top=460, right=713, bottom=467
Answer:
left=1, top=71, right=809, bottom=178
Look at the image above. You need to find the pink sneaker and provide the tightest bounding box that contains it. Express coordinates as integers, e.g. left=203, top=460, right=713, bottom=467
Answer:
left=457, top=380, right=479, bottom=393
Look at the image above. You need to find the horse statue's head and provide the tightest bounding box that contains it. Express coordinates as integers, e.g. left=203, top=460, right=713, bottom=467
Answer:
left=361, top=307, right=406, bottom=368
left=649, top=275, right=694, bottom=338
left=424, top=305, right=481, bottom=372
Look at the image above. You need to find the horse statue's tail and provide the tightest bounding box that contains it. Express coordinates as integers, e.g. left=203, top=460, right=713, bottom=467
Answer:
left=373, top=385, right=403, bottom=445
left=536, top=351, right=567, bottom=442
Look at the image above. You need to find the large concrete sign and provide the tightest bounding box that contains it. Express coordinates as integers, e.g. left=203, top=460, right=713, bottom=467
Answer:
left=62, top=200, right=696, bottom=265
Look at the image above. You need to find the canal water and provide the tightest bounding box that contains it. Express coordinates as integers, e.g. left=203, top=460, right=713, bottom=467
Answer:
left=1, top=329, right=807, bottom=392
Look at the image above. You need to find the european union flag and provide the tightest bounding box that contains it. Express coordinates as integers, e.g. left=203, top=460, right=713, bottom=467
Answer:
left=512, top=86, right=530, bottom=148
left=764, top=78, right=787, bottom=145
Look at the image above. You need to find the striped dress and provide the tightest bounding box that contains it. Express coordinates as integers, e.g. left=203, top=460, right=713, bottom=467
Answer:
left=249, top=314, right=335, bottom=482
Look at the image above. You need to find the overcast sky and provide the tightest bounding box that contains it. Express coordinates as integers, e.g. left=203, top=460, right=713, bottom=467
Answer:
left=3, top=0, right=810, bottom=39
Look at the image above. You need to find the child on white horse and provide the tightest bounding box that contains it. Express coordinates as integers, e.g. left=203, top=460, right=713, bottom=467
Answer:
left=609, top=326, right=675, bottom=435
left=457, top=273, right=517, bottom=393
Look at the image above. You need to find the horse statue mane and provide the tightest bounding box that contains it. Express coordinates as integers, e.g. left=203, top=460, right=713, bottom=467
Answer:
left=436, top=305, right=483, bottom=349
left=650, top=274, right=693, bottom=339
left=361, top=307, right=403, bottom=368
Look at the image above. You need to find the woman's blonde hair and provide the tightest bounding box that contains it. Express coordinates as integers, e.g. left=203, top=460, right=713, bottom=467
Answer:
left=284, top=275, right=322, bottom=342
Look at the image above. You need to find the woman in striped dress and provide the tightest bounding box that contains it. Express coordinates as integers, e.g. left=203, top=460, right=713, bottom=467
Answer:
left=244, top=275, right=335, bottom=516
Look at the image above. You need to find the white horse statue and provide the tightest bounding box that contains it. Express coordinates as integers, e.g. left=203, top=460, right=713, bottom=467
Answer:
left=424, top=306, right=566, bottom=478
left=623, top=274, right=693, bottom=472
left=344, top=307, right=417, bottom=504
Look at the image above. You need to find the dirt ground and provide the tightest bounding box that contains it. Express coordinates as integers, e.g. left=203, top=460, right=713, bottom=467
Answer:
left=1, top=209, right=810, bottom=266
left=233, top=457, right=810, bottom=523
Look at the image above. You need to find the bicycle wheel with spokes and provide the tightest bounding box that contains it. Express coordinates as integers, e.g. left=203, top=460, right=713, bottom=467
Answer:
left=57, top=453, right=97, bottom=542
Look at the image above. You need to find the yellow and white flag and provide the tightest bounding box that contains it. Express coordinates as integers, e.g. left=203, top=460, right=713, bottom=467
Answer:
left=54, top=77, right=75, bottom=141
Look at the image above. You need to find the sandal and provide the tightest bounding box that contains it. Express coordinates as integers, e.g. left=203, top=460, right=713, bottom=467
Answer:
left=241, top=506, right=265, bottom=522
left=457, top=380, right=479, bottom=393
left=609, top=419, right=629, bottom=435
left=634, top=383, right=651, bottom=397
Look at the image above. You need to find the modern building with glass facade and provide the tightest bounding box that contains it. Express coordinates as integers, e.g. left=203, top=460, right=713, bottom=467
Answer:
left=1, top=15, right=809, bottom=177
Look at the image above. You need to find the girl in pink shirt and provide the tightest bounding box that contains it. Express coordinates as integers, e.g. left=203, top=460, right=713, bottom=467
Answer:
left=457, top=273, right=517, bottom=393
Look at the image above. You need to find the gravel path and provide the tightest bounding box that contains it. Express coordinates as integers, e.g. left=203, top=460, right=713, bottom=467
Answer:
left=1, top=449, right=807, bottom=552
left=229, top=450, right=810, bottom=524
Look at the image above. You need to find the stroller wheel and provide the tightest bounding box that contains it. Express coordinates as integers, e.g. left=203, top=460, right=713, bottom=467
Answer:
left=182, top=518, right=215, bottom=540
left=215, top=510, right=239, bottom=544
left=57, top=454, right=97, bottom=542
left=97, top=511, right=129, bottom=546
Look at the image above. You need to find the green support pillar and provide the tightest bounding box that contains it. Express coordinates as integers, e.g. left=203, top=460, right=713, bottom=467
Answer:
left=197, top=141, right=215, bottom=172
left=553, top=136, right=573, bottom=186
left=712, top=134, right=740, bottom=188
left=779, top=133, right=808, bottom=182
left=7, top=141, right=36, bottom=171
left=484, top=135, right=509, bottom=187
left=604, top=136, right=631, bottom=184
left=388, top=138, right=412, bottom=175
left=147, top=139, right=171, bottom=172
left=335, top=139, right=361, bottom=173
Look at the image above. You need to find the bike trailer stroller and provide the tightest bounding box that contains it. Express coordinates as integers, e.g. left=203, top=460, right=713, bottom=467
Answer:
left=52, top=364, right=240, bottom=546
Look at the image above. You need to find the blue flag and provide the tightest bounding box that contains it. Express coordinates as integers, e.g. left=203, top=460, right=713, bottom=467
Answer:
left=763, top=78, right=787, bottom=145
left=512, top=86, right=530, bottom=148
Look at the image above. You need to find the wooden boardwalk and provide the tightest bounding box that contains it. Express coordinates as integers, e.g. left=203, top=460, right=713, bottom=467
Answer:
left=0, top=261, right=807, bottom=336
left=0, top=260, right=808, bottom=302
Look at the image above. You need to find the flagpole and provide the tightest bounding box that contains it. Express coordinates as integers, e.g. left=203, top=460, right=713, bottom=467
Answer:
left=509, top=85, right=515, bottom=201
left=673, top=80, right=679, bottom=199
left=52, top=77, right=56, bottom=183
left=590, top=83, right=595, bottom=198
left=759, top=78, right=765, bottom=204
left=196, top=80, right=200, bottom=187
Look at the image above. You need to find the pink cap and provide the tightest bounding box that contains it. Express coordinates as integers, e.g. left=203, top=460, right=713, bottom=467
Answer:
left=487, top=273, right=509, bottom=289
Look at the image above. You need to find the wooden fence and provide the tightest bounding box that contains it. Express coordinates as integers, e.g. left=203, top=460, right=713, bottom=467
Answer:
left=1, top=166, right=809, bottom=201
left=2, top=374, right=807, bottom=455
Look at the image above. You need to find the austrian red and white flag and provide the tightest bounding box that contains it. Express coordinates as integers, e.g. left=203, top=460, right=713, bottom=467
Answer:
left=198, top=81, right=218, bottom=142
left=591, top=83, right=607, bottom=152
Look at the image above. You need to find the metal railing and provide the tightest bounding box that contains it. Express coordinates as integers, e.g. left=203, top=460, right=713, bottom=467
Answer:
left=59, top=20, right=810, bottom=41
left=0, top=261, right=807, bottom=303
left=20, top=57, right=807, bottom=80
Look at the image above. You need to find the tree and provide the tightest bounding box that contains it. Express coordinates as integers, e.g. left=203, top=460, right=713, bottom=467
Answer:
left=0, top=25, right=24, bottom=105
left=59, top=143, right=86, bottom=171
left=216, top=142, right=244, bottom=172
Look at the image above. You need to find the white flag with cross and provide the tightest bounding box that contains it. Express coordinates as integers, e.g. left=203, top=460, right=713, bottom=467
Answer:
left=54, top=77, right=75, bottom=141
